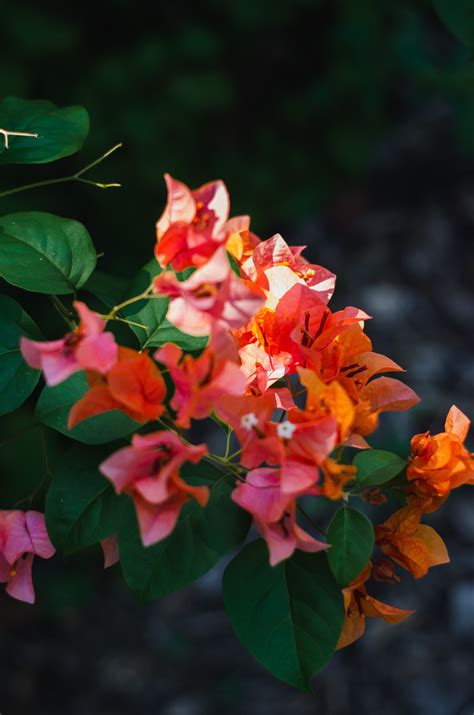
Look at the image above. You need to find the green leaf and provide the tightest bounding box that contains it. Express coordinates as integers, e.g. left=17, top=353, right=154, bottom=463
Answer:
left=223, top=540, right=344, bottom=690
left=433, top=0, right=474, bottom=48
left=0, top=211, right=97, bottom=294
left=122, top=258, right=169, bottom=349
left=82, top=270, right=129, bottom=309
left=0, top=295, right=43, bottom=415
left=119, top=461, right=250, bottom=600
left=35, top=372, right=139, bottom=444
left=354, top=449, right=406, bottom=488
left=45, top=446, right=127, bottom=555
left=0, top=97, right=89, bottom=164
left=123, top=259, right=207, bottom=351
left=326, top=507, right=374, bottom=586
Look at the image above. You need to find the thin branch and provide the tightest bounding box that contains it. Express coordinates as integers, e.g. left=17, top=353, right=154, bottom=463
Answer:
left=0, top=128, right=38, bottom=149
left=0, top=143, right=123, bottom=199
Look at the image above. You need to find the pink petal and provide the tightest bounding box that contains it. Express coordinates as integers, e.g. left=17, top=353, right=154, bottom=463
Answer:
left=6, top=553, right=35, bottom=604
left=25, top=512, right=55, bottom=559
left=193, top=179, right=230, bottom=233
left=280, top=459, right=318, bottom=495
left=232, top=469, right=288, bottom=523
left=157, top=174, right=196, bottom=237
left=21, top=337, right=80, bottom=386
left=3, top=511, right=32, bottom=564
left=75, top=332, right=118, bottom=373
left=73, top=301, right=105, bottom=336
left=257, top=520, right=297, bottom=566
left=134, top=496, right=183, bottom=547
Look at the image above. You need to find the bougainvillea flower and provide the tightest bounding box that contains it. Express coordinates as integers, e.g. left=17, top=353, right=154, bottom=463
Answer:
left=337, top=562, right=413, bottom=649
left=155, top=341, right=246, bottom=428
left=68, top=347, right=166, bottom=428
left=238, top=341, right=295, bottom=392
left=154, top=248, right=265, bottom=337
left=375, top=506, right=449, bottom=579
left=0, top=511, right=55, bottom=604
left=298, top=368, right=355, bottom=442
left=241, top=234, right=336, bottom=305
left=100, top=432, right=208, bottom=547
left=225, top=219, right=261, bottom=264
left=21, top=301, right=118, bottom=386
left=155, top=174, right=250, bottom=271
left=214, top=392, right=278, bottom=468
left=232, top=468, right=327, bottom=565
left=407, top=405, right=474, bottom=499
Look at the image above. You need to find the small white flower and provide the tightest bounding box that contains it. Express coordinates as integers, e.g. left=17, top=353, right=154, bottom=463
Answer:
left=277, top=421, right=297, bottom=439
left=240, top=412, right=259, bottom=431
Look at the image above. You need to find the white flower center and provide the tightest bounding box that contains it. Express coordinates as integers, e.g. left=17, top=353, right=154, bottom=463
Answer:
left=240, top=412, right=259, bottom=431
left=277, top=421, right=296, bottom=439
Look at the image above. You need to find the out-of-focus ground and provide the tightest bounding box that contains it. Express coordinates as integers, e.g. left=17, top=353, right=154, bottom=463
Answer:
left=1, top=104, right=473, bottom=715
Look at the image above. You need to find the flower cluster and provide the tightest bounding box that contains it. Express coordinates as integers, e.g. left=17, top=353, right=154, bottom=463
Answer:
left=16, top=172, right=473, bottom=664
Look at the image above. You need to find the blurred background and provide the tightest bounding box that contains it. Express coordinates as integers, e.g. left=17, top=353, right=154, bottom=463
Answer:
left=0, top=1, right=473, bottom=713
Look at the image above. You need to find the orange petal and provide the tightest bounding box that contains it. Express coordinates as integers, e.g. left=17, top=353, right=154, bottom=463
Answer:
left=416, top=525, right=450, bottom=568
left=361, top=594, right=414, bottom=624
left=337, top=602, right=366, bottom=649
left=360, top=377, right=420, bottom=412
left=68, top=386, right=122, bottom=428
left=445, top=405, right=470, bottom=441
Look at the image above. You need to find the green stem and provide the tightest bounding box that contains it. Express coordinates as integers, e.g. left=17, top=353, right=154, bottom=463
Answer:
left=49, top=295, right=76, bottom=330
left=104, top=281, right=155, bottom=322
left=0, top=143, right=123, bottom=199
left=297, top=504, right=327, bottom=537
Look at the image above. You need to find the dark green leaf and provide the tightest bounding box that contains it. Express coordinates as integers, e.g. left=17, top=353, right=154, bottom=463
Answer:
left=433, top=0, right=474, bottom=48
left=123, top=258, right=207, bottom=351
left=326, top=507, right=374, bottom=586
left=354, top=449, right=406, bottom=488
left=223, top=540, right=344, bottom=690
left=0, top=211, right=97, bottom=294
left=120, top=461, right=250, bottom=600
left=0, top=295, right=43, bottom=415
left=0, top=97, right=89, bottom=164
left=35, top=372, right=139, bottom=444
left=82, top=270, right=129, bottom=309
left=45, top=445, right=127, bottom=555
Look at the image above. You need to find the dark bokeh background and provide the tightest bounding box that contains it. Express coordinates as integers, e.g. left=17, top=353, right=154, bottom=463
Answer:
left=0, top=2, right=473, bottom=713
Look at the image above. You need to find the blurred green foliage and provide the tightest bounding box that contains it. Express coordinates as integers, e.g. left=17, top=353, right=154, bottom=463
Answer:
left=0, top=0, right=473, bottom=274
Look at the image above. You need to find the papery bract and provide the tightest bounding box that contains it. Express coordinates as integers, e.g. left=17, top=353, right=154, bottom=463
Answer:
left=407, top=405, right=474, bottom=499
left=155, top=174, right=250, bottom=271
left=375, top=506, right=449, bottom=579
left=21, top=301, right=117, bottom=386
left=231, top=468, right=327, bottom=565
left=155, top=337, right=246, bottom=428
left=100, top=431, right=208, bottom=547
left=68, top=347, right=166, bottom=428
left=154, top=248, right=265, bottom=337
left=0, top=511, right=55, bottom=604
left=337, top=563, right=414, bottom=649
